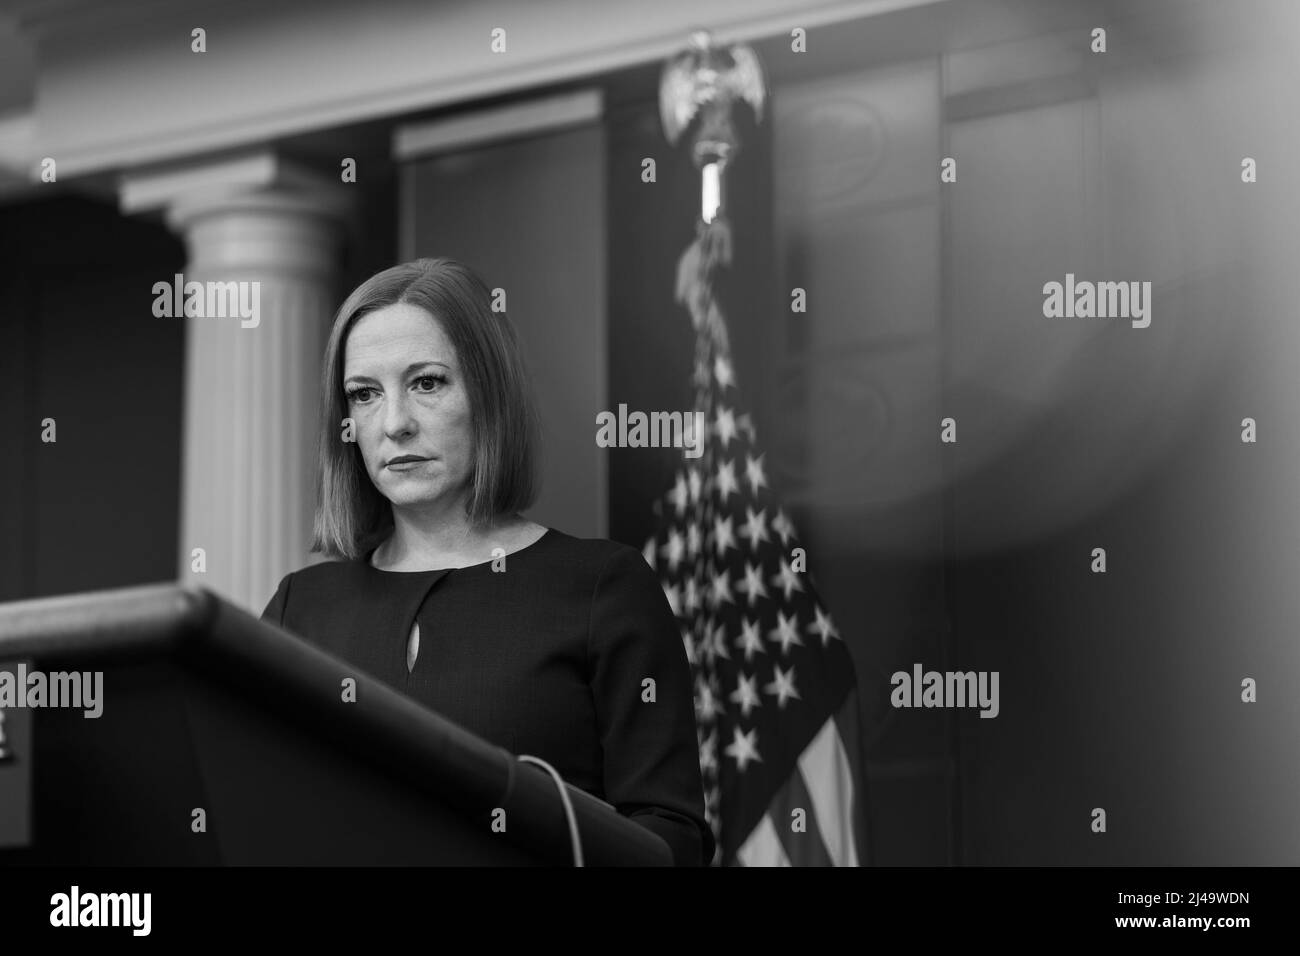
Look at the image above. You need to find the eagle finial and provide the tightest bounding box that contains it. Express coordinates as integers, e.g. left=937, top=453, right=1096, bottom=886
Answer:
left=659, top=31, right=766, bottom=166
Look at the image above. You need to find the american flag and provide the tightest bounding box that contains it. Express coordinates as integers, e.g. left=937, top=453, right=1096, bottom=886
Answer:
left=642, top=216, right=867, bottom=866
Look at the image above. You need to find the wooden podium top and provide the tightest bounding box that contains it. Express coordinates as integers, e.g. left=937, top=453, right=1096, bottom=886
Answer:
left=0, top=583, right=673, bottom=866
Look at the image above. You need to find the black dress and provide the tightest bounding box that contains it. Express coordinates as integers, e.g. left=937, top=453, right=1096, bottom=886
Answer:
left=260, top=527, right=713, bottom=866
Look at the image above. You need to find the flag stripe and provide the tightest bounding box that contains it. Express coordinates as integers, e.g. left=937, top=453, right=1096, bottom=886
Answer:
left=736, top=813, right=791, bottom=867
left=797, top=708, right=860, bottom=866
left=834, top=686, right=870, bottom=865
left=770, top=764, right=835, bottom=866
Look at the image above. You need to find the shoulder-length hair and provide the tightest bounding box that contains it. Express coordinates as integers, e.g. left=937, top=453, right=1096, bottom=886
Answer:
left=311, top=258, right=540, bottom=560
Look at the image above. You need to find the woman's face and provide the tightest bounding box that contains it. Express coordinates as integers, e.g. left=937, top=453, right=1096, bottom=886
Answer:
left=342, top=302, right=475, bottom=515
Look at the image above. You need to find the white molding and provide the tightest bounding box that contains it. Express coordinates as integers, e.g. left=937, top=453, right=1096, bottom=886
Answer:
left=28, top=0, right=949, bottom=179
left=118, top=150, right=342, bottom=215
left=120, top=151, right=278, bottom=214
left=393, top=88, right=603, bottom=161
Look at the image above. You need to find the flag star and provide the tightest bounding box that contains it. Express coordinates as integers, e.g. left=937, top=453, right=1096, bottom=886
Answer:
left=708, top=569, right=734, bottom=609
left=696, top=676, right=723, bottom=722
left=808, top=605, right=842, bottom=646
left=764, top=664, right=802, bottom=709
left=642, top=537, right=656, bottom=570
left=659, top=528, right=686, bottom=573
left=714, top=355, right=735, bottom=389
left=770, top=557, right=805, bottom=601
left=662, top=582, right=682, bottom=617
left=738, top=507, right=770, bottom=550
left=724, top=725, right=762, bottom=772
left=709, top=621, right=731, bottom=662
left=693, top=614, right=709, bottom=639
left=713, top=406, right=738, bottom=450
left=712, top=513, right=738, bottom=559
left=729, top=672, right=762, bottom=719
left=735, top=561, right=770, bottom=607
left=771, top=509, right=796, bottom=546
left=744, top=453, right=769, bottom=496
left=768, top=610, right=804, bottom=656
left=683, top=576, right=702, bottom=615
left=699, top=627, right=716, bottom=666
left=687, top=467, right=703, bottom=503
left=715, top=458, right=740, bottom=505
left=686, top=522, right=703, bottom=559
left=669, top=472, right=689, bottom=516
left=734, top=616, right=766, bottom=662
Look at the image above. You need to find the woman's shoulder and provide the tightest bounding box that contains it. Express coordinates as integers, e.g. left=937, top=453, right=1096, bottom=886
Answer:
left=532, top=528, right=654, bottom=576
left=480, top=526, right=661, bottom=597
left=276, top=555, right=372, bottom=588
left=261, top=556, right=374, bottom=623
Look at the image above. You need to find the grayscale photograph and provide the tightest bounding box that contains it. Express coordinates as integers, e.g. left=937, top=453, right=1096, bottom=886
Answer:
left=0, top=0, right=1294, bottom=940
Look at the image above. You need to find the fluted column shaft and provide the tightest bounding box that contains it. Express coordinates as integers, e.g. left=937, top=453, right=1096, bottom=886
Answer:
left=166, top=189, right=345, bottom=611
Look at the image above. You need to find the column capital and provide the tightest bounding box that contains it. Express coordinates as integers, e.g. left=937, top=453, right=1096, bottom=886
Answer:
left=120, top=149, right=354, bottom=280
left=118, top=149, right=354, bottom=231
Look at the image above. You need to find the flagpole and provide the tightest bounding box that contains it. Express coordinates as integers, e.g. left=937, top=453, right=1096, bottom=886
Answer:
left=656, top=29, right=872, bottom=869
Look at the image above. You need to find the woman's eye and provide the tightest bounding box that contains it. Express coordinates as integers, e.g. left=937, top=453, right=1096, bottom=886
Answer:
left=346, top=376, right=442, bottom=403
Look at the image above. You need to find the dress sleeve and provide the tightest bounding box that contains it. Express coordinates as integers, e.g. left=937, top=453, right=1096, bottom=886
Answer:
left=587, top=545, right=714, bottom=866
left=260, top=572, right=294, bottom=626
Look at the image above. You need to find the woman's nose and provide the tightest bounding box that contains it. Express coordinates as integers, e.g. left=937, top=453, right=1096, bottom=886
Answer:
left=382, top=392, right=417, bottom=438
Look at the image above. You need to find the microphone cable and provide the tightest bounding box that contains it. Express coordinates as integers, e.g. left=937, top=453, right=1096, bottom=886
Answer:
left=517, top=754, right=584, bottom=866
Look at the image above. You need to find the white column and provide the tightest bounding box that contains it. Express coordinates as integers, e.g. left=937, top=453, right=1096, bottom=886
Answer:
left=122, top=154, right=351, bottom=611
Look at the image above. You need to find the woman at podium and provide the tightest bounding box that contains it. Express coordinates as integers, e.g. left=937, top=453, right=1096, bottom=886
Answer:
left=261, top=258, right=713, bottom=866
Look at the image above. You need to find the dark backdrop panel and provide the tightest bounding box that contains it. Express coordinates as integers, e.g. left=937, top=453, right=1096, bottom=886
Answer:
left=403, top=123, right=607, bottom=540
left=0, top=195, right=184, bottom=600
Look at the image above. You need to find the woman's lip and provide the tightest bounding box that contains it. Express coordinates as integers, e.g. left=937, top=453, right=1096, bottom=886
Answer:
left=386, top=457, right=432, bottom=468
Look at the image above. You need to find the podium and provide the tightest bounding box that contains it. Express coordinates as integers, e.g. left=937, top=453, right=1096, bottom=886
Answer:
left=0, top=584, right=672, bottom=866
